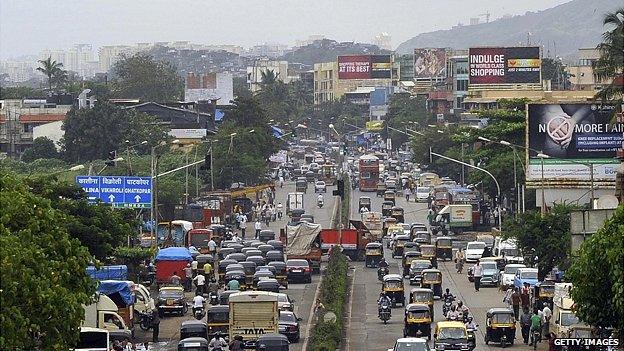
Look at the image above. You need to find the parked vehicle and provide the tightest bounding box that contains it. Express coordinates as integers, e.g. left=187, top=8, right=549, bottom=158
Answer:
left=76, top=327, right=109, bottom=351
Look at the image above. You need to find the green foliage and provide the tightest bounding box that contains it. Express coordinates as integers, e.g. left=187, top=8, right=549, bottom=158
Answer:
left=594, top=8, right=624, bottom=104
left=341, top=176, right=351, bottom=225
left=37, top=56, right=67, bottom=90
left=567, top=205, right=624, bottom=335
left=308, top=250, right=349, bottom=351
left=0, top=172, right=95, bottom=350
left=113, top=247, right=155, bottom=281
left=0, top=86, right=46, bottom=99
left=21, top=136, right=60, bottom=162
left=383, top=94, right=429, bottom=149
left=503, top=204, right=574, bottom=280
left=112, top=53, right=184, bottom=101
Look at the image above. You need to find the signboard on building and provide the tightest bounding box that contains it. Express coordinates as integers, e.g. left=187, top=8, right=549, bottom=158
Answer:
left=413, top=48, right=447, bottom=79
left=469, top=47, right=540, bottom=85
left=366, top=120, right=384, bottom=132
left=526, top=103, right=623, bottom=184
left=169, top=128, right=208, bottom=139
left=76, top=175, right=152, bottom=208
left=338, top=55, right=392, bottom=80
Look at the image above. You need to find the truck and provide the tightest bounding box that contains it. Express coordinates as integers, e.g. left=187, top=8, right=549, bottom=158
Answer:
left=286, top=192, right=305, bottom=216
left=75, top=327, right=110, bottom=351
left=433, top=204, right=473, bottom=235
left=154, top=247, right=193, bottom=286
left=283, top=222, right=322, bottom=273
left=82, top=293, right=132, bottom=341
left=361, top=212, right=383, bottom=241
left=86, top=266, right=154, bottom=314
left=552, top=283, right=583, bottom=338
left=319, top=221, right=371, bottom=261
left=95, top=281, right=136, bottom=331
left=229, top=291, right=279, bottom=348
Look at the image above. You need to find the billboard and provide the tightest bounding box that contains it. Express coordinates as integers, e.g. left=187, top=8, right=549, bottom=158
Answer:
left=413, top=48, right=447, bottom=79
left=469, top=47, right=540, bottom=84
left=338, top=55, right=392, bottom=79
left=526, top=103, right=623, bottom=183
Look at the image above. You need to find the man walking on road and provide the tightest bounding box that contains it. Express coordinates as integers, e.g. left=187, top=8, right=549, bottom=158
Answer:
left=511, top=288, right=521, bottom=319
left=254, top=219, right=262, bottom=239
left=472, top=262, right=483, bottom=291
left=520, top=307, right=531, bottom=344
left=240, top=213, right=247, bottom=238
left=151, top=310, right=160, bottom=342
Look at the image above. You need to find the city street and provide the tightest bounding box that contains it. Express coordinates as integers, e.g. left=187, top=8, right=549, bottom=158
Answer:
left=134, top=180, right=338, bottom=350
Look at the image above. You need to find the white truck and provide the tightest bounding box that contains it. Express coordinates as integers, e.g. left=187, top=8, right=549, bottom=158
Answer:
left=434, top=204, right=473, bottom=235
left=286, top=192, right=304, bottom=215
left=75, top=327, right=110, bottom=351
left=552, top=283, right=583, bottom=338
left=229, top=291, right=279, bottom=347
left=82, top=294, right=132, bottom=341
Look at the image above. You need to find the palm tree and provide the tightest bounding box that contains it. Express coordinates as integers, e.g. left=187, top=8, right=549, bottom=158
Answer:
left=260, top=69, right=279, bottom=86
left=36, top=56, right=65, bottom=90
left=594, top=8, right=624, bottom=104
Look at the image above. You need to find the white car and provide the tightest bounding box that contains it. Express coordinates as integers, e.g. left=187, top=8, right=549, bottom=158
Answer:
left=499, top=264, right=527, bottom=289
left=276, top=293, right=295, bottom=311
left=465, top=241, right=486, bottom=262
left=388, top=337, right=431, bottom=351
left=314, top=181, right=326, bottom=193
left=415, top=187, right=431, bottom=202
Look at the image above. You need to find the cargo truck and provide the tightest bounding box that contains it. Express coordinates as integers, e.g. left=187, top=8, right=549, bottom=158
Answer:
left=82, top=294, right=132, bottom=341
left=432, top=204, right=473, bottom=235
left=319, top=221, right=371, bottom=261
left=552, top=283, right=583, bottom=338
left=286, top=192, right=305, bottom=216
left=229, top=291, right=279, bottom=348
left=283, top=222, right=322, bottom=273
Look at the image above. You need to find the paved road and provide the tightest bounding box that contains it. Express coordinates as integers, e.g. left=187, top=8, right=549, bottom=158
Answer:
left=345, top=189, right=547, bottom=351
left=135, top=180, right=337, bottom=350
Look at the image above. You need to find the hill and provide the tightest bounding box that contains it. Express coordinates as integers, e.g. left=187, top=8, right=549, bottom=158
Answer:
left=396, top=0, right=618, bottom=60
left=281, top=39, right=390, bottom=66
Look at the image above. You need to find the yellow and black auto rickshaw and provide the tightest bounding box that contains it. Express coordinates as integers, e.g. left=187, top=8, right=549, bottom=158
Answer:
left=206, top=305, right=229, bottom=339
left=435, top=236, right=453, bottom=261
left=384, top=190, right=396, bottom=205
left=376, top=182, right=387, bottom=197
left=402, top=251, right=422, bottom=277
left=382, top=274, right=405, bottom=307
left=382, top=201, right=394, bottom=217
left=421, top=268, right=443, bottom=298
left=391, top=206, right=405, bottom=223
left=392, top=234, right=410, bottom=258
left=404, top=303, right=433, bottom=340
left=365, top=242, right=384, bottom=268
left=409, top=288, right=434, bottom=319
left=420, top=244, right=438, bottom=268
left=484, top=308, right=516, bottom=347
left=534, top=280, right=556, bottom=310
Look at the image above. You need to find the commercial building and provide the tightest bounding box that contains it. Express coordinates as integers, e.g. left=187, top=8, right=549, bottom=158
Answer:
left=313, top=62, right=337, bottom=104
left=566, top=48, right=612, bottom=91
left=448, top=55, right=469, bottom=109
left=246, top=59, right=298, bottom=92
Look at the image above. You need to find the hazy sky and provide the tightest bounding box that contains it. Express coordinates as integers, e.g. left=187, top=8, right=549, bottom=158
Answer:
left=0, top=0, right=572, bottom=59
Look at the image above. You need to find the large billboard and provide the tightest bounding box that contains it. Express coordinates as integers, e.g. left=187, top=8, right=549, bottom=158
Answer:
left=526, top=103, right=623, bottom=184
left=413, top=48, right=447, bottom=79
left=469, top=47, right=540, bottom=85
left=338, top=55, right=392, bottom=80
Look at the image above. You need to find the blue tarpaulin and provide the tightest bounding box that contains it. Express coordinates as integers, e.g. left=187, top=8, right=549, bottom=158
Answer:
left=155, top=247, right=192, bottom=262
left=271, top=125, right=285, bottom=138
left=215, top=109, right=225, bottom=122
left=86, top=265, right=128, bottom=281
left=96, top=280, right=134, bottom=306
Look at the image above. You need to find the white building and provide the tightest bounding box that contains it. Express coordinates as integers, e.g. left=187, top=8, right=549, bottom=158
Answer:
left=184, top=72, right=234, bottom=104
left=246, top=59, right=298, bottom=92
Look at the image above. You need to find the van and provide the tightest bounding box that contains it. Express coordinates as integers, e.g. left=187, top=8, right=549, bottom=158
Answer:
left=493, top=237, right=524, bottom=264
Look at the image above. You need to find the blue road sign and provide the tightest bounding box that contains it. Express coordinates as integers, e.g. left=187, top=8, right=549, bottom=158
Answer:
left=75, top=175, right=152, bottom=208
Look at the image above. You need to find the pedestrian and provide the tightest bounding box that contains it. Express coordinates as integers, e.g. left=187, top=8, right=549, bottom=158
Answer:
left=503, top=286, right=513, bottom=305
left=472, top=262, right=483, bottom=291
left=203, top=261, right=213, bottom=282
left=520, top=283, right=531, bottom=311
left=264, top=209, right=271, bottom=226
left=277, top=202, right=283, bottom=219
left=208, top=237, right=217, bottom=260
left=151, top=309, right=160, bottom=342
left=404, top=187, right=411, bottom=202
left=240, top=214, right=247, bottom=238
left=229, top=335, right=245, bottom=351
left=427, top=208, right=435, bottom=225
left=184, top=264, right=193, bottom=292
left=542, top=304, right=552, bottom=338
left=233, top=232, right=242, bottom=243
left=254, top=219, right=262, bottom=239
left=314, top=298, right=325, bottom=322
left=193, top=272, right=206, bottom=295
left=511, top=287, right=521, bottom=319
left=520, top=307, right=531, bottom=344
left=455, top=248, right=465, bottom=273
left=531, top=308, right=542, bottom=342
left=191, top=259, right=198, bottom=277
left=170, top=271, right=181, bottom=286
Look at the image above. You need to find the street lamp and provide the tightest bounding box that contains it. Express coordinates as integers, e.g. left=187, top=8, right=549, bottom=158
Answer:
left=536, top=153, right=550, bottom=215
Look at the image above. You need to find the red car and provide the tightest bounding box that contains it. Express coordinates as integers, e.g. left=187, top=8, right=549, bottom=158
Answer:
left=286, top=259, right=312, bottom=283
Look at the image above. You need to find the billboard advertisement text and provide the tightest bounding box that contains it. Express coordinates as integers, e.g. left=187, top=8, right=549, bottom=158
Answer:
left=469, top=47, right=540, bottom=84
left=413, top=48, right=447, bottom=79
left=338, top=55, right=392, bottom=80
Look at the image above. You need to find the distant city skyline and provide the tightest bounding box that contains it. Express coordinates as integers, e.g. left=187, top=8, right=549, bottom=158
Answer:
left=0, top=0, right=572, bottom=60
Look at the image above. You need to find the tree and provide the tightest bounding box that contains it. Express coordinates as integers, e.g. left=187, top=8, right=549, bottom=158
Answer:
left=594, top=8, right=624, bottom=104
left=383, top=94, right=429, bottom=148
left=567, top=205, right=623, bottom=336
left=21, top=136, right=60, bottom=162
left=36, top=56, right=66, bottom=90
left=0, top=172, right=94, bottom=349
left=112, top=53, right=183, bottom=102
left=502, top=204, right=573, bottom=280
left=260, top=69, right=280, bottom=86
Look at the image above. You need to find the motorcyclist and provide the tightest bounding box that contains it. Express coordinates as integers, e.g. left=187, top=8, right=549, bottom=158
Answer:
left=465, top=315, right=477, bottom=330
left=378, top=258, right=389, bottom=268
left=442, top=288, right=455, bottom=301
left=457, top=300, right=470, bottom=317
left=377, top=292, right=392, bottom=312
left=208, top=332, right=228, bottom=351
left=446, top=305, right=460, bottom=320
left=192, top=292, right=206, bottom=316
left=317, top=194, right=324, bottom=206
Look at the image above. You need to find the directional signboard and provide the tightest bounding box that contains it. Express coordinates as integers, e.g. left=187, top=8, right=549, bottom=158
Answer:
left=76, top=175, right=152, bottom=208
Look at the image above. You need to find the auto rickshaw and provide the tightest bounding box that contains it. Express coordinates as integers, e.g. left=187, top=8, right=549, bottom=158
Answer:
left=435, top=236, right=453, bottom=261
left=382, top=274, right=405, bottom=307
left=434, top=321, right=469, bottom=351
left=384, top=190, right=396, bottom=205
left=412, top=230, right=431, bottom=245
left=383, top=218, right=398, bottom=243
left=376, top=182, right=387, bottom=197
left=391, top=207, right=405, bottom=223
left=420, top=244, right=438, bottom=268
left=267, top=240, right=284, bottom=253
left=245, top=249, right=263, bottom=258
left=404, top=242, right=420, bottom=253
left=266, top=250, right=284, bottom=263
left=218, top=247, right=235, bottom=260
left=404, top=303, right=433, bottom=339
left=247, top=255, right=266, bottom=267
left=268, top=261, right=288, bottom=288
left=295, top=177, right=307, bottom=193
left=226, top=252, right=247, bottom=262
left=421, top=268, right=443, bottom=297
left=224, top=270, right=246, bottom=290
left=196, top=254, right=215, bottom=275
left=253, top=270, right=275, bottom=288
left=178, top=337, right=209, bottom=351
left=257, top=244, right=274, bottom=256
left=409, top=288, right=434, bottom=319
left=381, top=201, right=394, bottom=217
left=239, top=261, right=257, bottom=286
left=180, top=320, right=208, bottom=339
left=206, top=305, right=229, bottom=339
left=218, top=259, right=237, bottom=284
left=358, top=196, right=372, bottom=212
left=218, top=290, right=236, bottom=305
left=402, top=251, right=423, bottom=277
left=409, top=259, right=433, bottom=286
left=259, top=230, right=276, bottom=243
left=208, top=224, right=226, bottom=246
left=256, top=333, right=290, bottom=351
left=533, top=280, right=556, bottom=310
left=484, top=308, right=516, bottom=347
left=365, top=242, right=384, bottom=268
left=229, top=243, right=244, bottom=253
left=392, top=234, right=410, bottom=258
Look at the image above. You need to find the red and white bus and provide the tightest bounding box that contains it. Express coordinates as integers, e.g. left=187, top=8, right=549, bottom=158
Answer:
left=358, top=154, right=380, bottom=192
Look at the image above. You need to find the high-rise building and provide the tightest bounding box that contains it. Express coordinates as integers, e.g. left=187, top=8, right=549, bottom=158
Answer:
left=98, top=45, right=132, bottom=73
left=373, top=33, right=392, bottom=50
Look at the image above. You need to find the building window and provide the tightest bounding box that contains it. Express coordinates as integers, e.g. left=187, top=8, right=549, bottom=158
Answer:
left=456, top=79, right=468, bottom=92
left=23, top=123, right=33, bottom=133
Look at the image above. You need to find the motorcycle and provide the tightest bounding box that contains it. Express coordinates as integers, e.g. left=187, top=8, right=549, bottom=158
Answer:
left=467, top=325, right=478, bottom=350
left=137, top=310, right=153, bottom=331
left=317, top=198, right=324, bottom=208
left=193, top=304, right=205, bottom=320
left=377, top=266, right=389, bottom=281
left=209, top=292, right=219, bottom=305
left=442, top=296, right=454, bottom=316
left=378, top=301, right=391, bottom=324
left=531, top=328, right=541, bottom=350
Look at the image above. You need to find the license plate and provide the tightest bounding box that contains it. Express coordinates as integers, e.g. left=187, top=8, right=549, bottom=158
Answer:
left=166, top=299, right=173, bottom=305
left=279, top=326, right=286, bottom=332
left=292, top=269, right=302, bottom=273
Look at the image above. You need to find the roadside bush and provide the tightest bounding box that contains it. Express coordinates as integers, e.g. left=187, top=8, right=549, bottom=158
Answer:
left=308, top=249, right=349, bottom=351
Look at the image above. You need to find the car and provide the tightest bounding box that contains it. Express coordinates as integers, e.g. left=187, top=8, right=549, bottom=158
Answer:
left=387, top=337, right=431, bottom=351
left=286, top=259, right=312, bottom=283
left=464, top=241, right=486, bottom=263
left=514, top=268, right=539, bottom=289
left=314, top=181, right=327, bottom=193
left=499, top=264, right=526, bottom=289
left=156, top=286, right=187, bottom=317
left=415, top=187, right=431, bottom=202
left=478, top=261, right=500, bottom=286
left=276, top=293, right=295, bottom=311
left=278, top=310, right=301, bottom=342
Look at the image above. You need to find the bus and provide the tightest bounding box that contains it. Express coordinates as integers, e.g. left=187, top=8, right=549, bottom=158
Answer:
left=418, top=172, right=441, bottom=188
left=358, top=154, right=380, bottom=192
left=320, top=163, right=337, bottom=185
